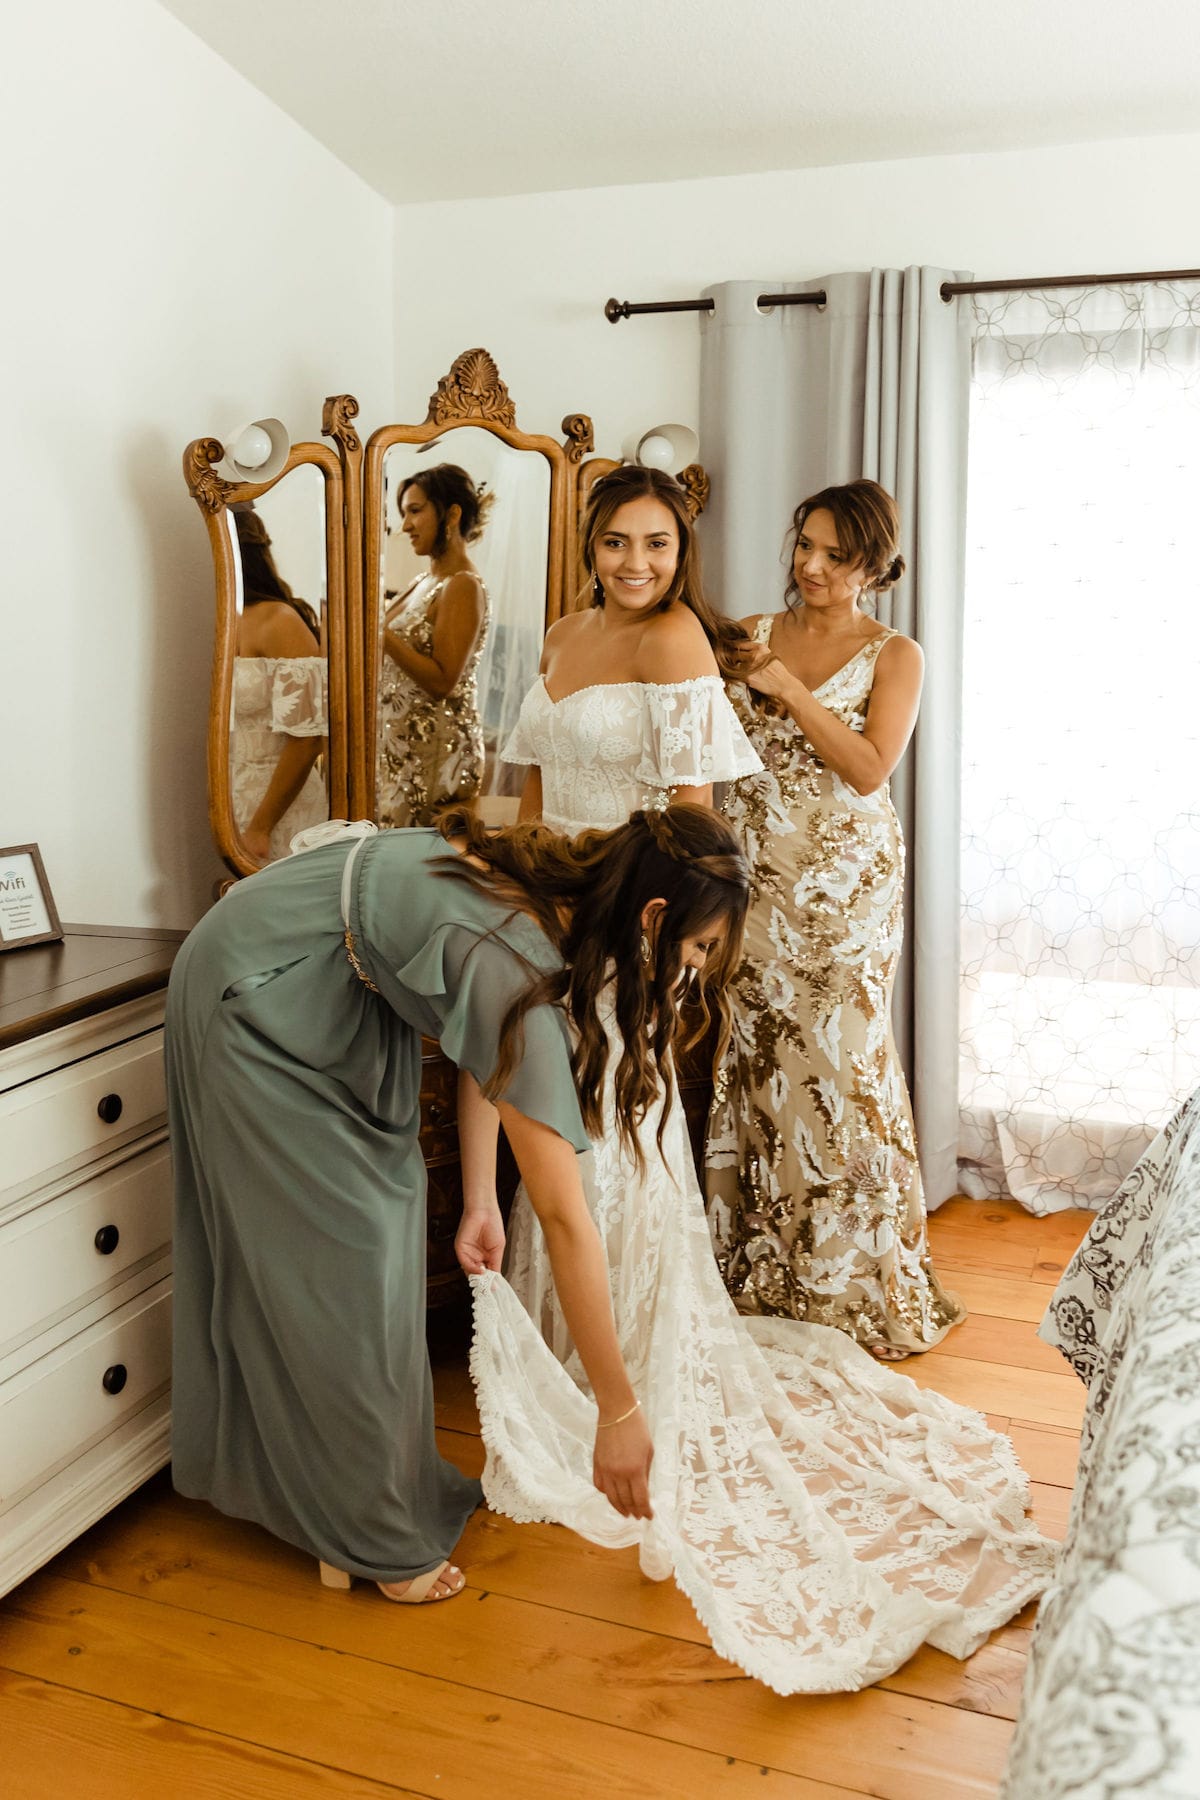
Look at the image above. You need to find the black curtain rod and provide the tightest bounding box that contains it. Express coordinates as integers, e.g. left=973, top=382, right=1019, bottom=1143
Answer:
left=604, top=267, right=1200, bottom=322
left=605, top=291, right=825, bottom=322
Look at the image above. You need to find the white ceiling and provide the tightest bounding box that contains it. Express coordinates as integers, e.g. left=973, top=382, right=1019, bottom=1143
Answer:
left=158, top=0, right=1200, bottom=204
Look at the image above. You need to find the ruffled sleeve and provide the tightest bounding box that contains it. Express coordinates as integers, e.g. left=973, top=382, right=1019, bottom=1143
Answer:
left=270, top=657, right=328, bottom=738
left=499, top=681, right=543, bottom=767
left=633, top=677, right=763, bottom=791
left=387, top=920, right=589, bottom=1154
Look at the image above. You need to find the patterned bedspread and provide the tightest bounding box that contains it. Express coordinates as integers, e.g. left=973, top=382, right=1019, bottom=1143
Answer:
left=1001, top=1089, right=1200, bottom=1798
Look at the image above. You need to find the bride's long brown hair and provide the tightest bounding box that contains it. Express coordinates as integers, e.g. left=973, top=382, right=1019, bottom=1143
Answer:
left=435, top=802, right=750, bottom=1167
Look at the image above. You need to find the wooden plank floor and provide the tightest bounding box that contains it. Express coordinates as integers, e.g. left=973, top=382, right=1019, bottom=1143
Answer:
left=0, top=1199, right=1091, bottom=1800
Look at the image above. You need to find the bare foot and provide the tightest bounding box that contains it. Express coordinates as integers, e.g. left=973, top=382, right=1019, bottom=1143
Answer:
left=866, top=1341, right=911, bottom=1364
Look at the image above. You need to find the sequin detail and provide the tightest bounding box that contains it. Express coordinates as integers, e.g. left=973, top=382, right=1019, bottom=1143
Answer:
left=706, top=618, right=965, bottom=1354
left=377, top=574, right=489, bottom=828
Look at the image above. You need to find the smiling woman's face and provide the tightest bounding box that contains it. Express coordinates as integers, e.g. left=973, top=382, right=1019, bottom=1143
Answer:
left=791, top=507, right=868, bottom=609
left=592, top=496, right=680, bottom=612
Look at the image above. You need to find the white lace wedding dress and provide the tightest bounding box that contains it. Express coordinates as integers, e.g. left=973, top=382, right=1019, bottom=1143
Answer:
left=470, top=674, right=1056, bottom=1695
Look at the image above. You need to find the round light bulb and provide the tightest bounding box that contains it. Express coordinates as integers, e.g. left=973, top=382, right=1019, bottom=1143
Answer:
left=232, top=424, right=272, bottom=470
left=637, top=432, right=675, bottom=470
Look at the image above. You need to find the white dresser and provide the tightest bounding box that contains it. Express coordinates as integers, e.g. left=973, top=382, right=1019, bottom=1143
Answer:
left=0, top=925, right=183, bottom=1596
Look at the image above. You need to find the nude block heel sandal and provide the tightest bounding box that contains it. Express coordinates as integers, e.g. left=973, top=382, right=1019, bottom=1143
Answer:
left=318, top=1558, right=465, bottom=1603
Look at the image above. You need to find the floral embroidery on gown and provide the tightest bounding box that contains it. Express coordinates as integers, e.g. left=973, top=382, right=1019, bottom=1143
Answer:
left=501, top=673, right=757, bottom=833
left=706, top=616, right=965, bottom=1353
left=377, top=573, right=490, bottom=827
left=467, top=670, right=1053, bottom=1695
left=231, top=656, right=328, bottom=862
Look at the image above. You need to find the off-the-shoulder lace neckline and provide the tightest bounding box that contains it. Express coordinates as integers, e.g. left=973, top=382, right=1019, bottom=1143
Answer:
left=538, top=672, right=722, bottom=707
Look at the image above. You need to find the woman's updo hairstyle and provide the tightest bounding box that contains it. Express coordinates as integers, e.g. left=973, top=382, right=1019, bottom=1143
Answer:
left=784, top=478, right=905, bottom=611
left=397, top=462, right=494, bottom=553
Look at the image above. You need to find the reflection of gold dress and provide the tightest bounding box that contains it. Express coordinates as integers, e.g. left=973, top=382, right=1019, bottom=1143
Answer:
left=231, top=656, right=328, bottom=862
left=706, top=617, right=964, bottom=1354
left=377, top=574, right=490, bottom=827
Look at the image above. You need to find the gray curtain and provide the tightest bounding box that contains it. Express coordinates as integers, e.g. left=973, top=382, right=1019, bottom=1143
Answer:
left=698, top=269, right=971, bottom=1206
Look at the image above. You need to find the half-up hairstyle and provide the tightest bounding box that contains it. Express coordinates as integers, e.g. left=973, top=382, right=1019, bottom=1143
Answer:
left=580, top=465, right=755, bottom=682
left=397, top=462, right=494, bottom=553
left=784, top=478, right=905, bottom=612
left=434, top=801, right=750, bottom=1169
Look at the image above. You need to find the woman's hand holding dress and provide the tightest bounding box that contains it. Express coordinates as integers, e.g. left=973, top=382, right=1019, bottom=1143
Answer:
left=497, top=1100, right=654, bottom=1520
left=455, top=1207, right=505, bottom=1274
left=592, top=1410, right=655, bottom=1522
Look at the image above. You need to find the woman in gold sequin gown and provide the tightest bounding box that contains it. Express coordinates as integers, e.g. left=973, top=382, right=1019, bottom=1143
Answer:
left=377, top=464, right=491, bottom=827
left=706, top=480, right=965, bottom=1358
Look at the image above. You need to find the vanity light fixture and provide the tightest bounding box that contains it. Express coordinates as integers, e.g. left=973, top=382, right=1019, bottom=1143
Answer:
left=215, top=417, right=290, bottom=485
left=621, top=422, right=700, bottom=472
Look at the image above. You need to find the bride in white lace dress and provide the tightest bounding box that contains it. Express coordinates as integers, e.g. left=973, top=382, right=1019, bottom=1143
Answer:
left=467, top=468, right=1056, bottom=1694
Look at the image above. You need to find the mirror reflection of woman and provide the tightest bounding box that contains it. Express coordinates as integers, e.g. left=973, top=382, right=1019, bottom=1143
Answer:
left=231, top=505, right=328, bottom=865
left=474, top=469, right=1049, bottom=1694
left=707, top=479, right=966, bottom=1360
left=377, top=464, right=492, bottom=827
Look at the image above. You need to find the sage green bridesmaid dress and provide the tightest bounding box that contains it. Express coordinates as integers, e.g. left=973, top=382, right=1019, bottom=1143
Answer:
left=165, top=828, right=587, bottom=1583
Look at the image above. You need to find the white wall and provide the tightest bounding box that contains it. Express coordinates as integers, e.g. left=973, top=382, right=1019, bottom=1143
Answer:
left=391, top=133, right=1200, bottom=456
left=2, top=0, right=393, bottom=929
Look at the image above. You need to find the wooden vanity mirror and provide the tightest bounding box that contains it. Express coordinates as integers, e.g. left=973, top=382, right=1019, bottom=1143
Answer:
left=360, top=350, right=591, bottom=822
left=183, top=436, right=347, bottom=878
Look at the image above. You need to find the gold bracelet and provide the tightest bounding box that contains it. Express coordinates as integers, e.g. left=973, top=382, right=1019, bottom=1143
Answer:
left=597, top=1399, right=641, bottom=1430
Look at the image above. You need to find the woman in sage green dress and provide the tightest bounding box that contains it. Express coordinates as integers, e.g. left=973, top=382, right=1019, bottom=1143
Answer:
left=166, top=804, right=749, bottom=1604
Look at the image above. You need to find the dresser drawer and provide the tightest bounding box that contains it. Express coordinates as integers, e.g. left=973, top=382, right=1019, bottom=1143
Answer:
left=0, top=1030, right=166, bottom=1208
left=0, top=1279, right=172, bottom=1511
left=0, top=1142, right=172, bottom=1360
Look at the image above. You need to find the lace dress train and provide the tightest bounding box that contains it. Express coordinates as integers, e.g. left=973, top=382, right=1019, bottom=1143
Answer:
left=472, top=1024, right=1055, bottom=1695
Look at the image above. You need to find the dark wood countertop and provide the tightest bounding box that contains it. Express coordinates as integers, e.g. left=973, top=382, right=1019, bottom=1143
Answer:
left=0, top=923, right=187, bottom=1052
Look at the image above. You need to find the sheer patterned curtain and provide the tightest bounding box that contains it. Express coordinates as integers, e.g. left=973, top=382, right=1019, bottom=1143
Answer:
left=958, top=282, right=1200, bottom=1215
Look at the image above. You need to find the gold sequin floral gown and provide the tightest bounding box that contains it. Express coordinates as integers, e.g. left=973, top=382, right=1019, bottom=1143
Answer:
left=706, top=616, right=965, bottom=1354
left=377, top=574, right=490, bottom=827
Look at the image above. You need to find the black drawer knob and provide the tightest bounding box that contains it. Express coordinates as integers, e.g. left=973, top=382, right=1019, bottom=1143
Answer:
left=430, top=1214, right=456, bottom=1241
left=97, top=1093, right=124, bottom=1125
left=94, top=1224, right=121, bottom=1256
left=102, top=1363, right=128, bottom=1396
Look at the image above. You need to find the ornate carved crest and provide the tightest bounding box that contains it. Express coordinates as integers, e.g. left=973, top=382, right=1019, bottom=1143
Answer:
left=677, top=463, right=710, bottom=520
left=322, top=392, right=361, bottom=456
left=183, top=438, right=238, bottom=514
left=426, top=348, right=516, bottom=427
left=561, top=414, right=595, bottom=464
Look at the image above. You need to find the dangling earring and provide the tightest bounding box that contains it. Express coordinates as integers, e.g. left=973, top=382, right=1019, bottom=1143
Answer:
left=640, top=931, right=652, bottom=966
left=592, top=572, right=605, bottom=605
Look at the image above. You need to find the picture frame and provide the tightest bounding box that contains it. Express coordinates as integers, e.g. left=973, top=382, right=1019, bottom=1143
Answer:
left=0, top=843, right=64, bottom=952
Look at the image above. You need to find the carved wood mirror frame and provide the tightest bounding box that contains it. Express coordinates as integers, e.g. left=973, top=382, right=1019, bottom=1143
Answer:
left=188, top=350, right=714, bottom=874
left=355, top=349, right=593, bottom=820
left=183, top=436, right=348, bottom=879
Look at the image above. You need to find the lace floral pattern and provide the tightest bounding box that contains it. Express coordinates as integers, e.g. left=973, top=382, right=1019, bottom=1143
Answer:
left=377, top=574, right=490, bottom=828
left=500, top=675, right=761, bottom=834
left=231, top=656, right=328, bottom=862
left=1002, top=1089, right=1200, bottom=1796
left=707, top=619, right=964, bottom=1353
left=471, top=996, right=1055, bottom=1695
